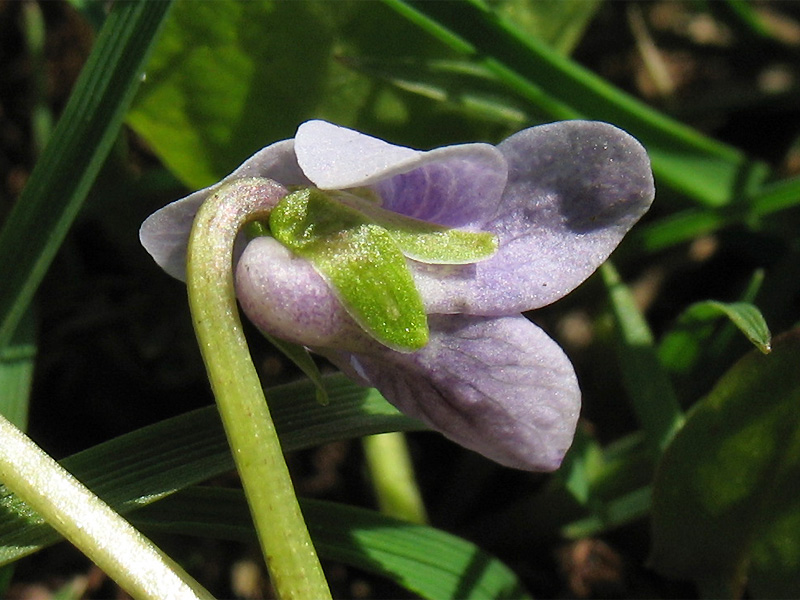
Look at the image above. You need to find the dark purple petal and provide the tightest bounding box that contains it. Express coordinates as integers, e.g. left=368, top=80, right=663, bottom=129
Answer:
left=295, top=120, right=508, bottom=228
left=412, top=120, right=655, bottom=314
left=327, top=314, right=581, bottom=471
left=139, top=139, right=307, bottom=280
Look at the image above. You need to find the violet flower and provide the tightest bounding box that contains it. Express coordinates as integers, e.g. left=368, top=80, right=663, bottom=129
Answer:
left=140, top=120, right=654, bottom=471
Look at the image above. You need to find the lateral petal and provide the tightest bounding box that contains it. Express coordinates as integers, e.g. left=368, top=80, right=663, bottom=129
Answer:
left=139, top=139, right=305, bottom=280
left=414, top=120, right=655, bottom=314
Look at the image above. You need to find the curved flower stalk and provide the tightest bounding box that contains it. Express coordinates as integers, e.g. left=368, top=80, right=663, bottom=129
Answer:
left=141, top=119, right=654, bottom=471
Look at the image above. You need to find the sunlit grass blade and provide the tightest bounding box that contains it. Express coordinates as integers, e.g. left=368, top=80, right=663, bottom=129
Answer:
left=132, top=487, right=532, bottom=600
left=384, top=0, right=769, bottom=207
left=0, top=374, right=424, bottom=565
left=601, top=263, right=684, bottom=453
left=0, top=0, right=173, bottom=348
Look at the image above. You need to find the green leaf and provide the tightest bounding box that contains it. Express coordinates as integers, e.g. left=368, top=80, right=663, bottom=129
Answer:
left=0, top=0, right=173, bottom=349
left=650, top=329, right=800, bottom=597
left=601, top=263, right=684, bottom=453
left=681, top=301, right=772, bottom=355
left=333, top=189, right=498, bottom=264
left=270, top=189, right=428, bottom=352
left=0, top=374, right=424, bottom=566
left=126, top=0, right=374, bottom=189
left=133, top=487, right=532, bottom=600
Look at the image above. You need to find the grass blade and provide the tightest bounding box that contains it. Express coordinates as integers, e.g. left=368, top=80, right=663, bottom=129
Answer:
left=384, top=0, right=769, bottom=207
left=0, top=0, right=173, bottom=348
left=133, top=487, right=531, bottom=600
left=0, top=374, right=423, bottom=565
left=601, top=263, right=684, bottom=453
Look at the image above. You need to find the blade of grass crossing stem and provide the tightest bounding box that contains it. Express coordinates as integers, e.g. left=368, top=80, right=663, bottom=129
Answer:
left=0, top=0, right=173, bottom=348
left=384, top=0, right=768, bottom=207
left=0, top=375, right=424, bottom=567
left=601, top=263, right=684, bottom=453
left=132, top=488, right=532, bottom=600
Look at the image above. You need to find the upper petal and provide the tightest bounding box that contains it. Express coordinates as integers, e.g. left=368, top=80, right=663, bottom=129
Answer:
left=295, top=120, right=508, bottom=228
left=413, top=120, right=655, bottom=314
left=326, top=314, right=581, bottom=471
left=139, top=139, right=307, bottom=281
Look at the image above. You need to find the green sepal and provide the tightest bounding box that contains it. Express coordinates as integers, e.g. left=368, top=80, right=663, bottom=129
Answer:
left=333, top=190, right=498, bottom=264
left=269, top=188, right=428, bottom=353
left=261, top=332, right=329, bottom=405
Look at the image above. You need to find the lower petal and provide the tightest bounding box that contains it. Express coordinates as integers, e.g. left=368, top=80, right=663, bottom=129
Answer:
left=330, top=314, right=581, bottom=471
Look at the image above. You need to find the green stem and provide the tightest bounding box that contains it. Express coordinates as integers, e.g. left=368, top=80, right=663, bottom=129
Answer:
left=0, top=413, right=212, bottom=600
left=363, top=432, right=428, bottom=524
left=186, top=178, right=331, bottom=600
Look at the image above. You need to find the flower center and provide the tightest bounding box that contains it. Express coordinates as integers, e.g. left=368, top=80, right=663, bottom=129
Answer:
left=250, top=186, right=498, bottom=353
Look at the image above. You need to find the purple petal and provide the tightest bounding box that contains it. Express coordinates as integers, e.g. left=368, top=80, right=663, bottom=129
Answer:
left=413, top=120, right=655, bottom=314
left=328, top=314, right=581, bottom=471
left=235, top=236, right=370, bottom=352
left=296, top=120, right=508, bottom=228
left=139, top=139, right=307, bottom=281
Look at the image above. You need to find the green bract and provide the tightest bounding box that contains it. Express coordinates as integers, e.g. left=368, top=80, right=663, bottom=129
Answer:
left=330, top=190, right=499, bottom=264
left=270, top=188, right=427, bottom=352
left=268, top=188, right=499, bottom=352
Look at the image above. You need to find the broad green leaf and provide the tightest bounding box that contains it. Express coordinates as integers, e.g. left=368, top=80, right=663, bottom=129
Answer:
left=333, top=190, right=498, bottom=264
left=650, top=329, right=800, bottom=597
left=0, top=374, right=424, bottom=566
left=345, top=57, right=534, bottom=129
left=127, top=0, right=471, bottom=190
left=0, top=0, right=173, bottom=349
left=270, top=189, right=428, bottom=352
left=128, top=0, right=344, bottom=188
left=133, top=487, right=532, bottom=600
left=601, top=263, right=684, bottom=453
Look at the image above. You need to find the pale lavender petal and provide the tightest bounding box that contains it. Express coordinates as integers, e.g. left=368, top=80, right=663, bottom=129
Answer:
left=413, top=120, right=655, bottom=314
left=139, top=139, right=307, bottom=280
left=295, top=120, right=420, bottom=188
left=296, top=120, right=508, bottom=228
left=327, top=314, right=581, bottom=471
left=235, top=236, right=371, bottom=352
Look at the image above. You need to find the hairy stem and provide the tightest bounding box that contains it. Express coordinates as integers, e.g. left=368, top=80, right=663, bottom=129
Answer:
left=186, top=178, right=331, bottom=600
left=0, top=413, right=212, bottom=600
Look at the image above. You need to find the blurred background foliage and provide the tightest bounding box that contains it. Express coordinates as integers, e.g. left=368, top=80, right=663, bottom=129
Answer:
left=1, top=0, right=800, bottom=597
